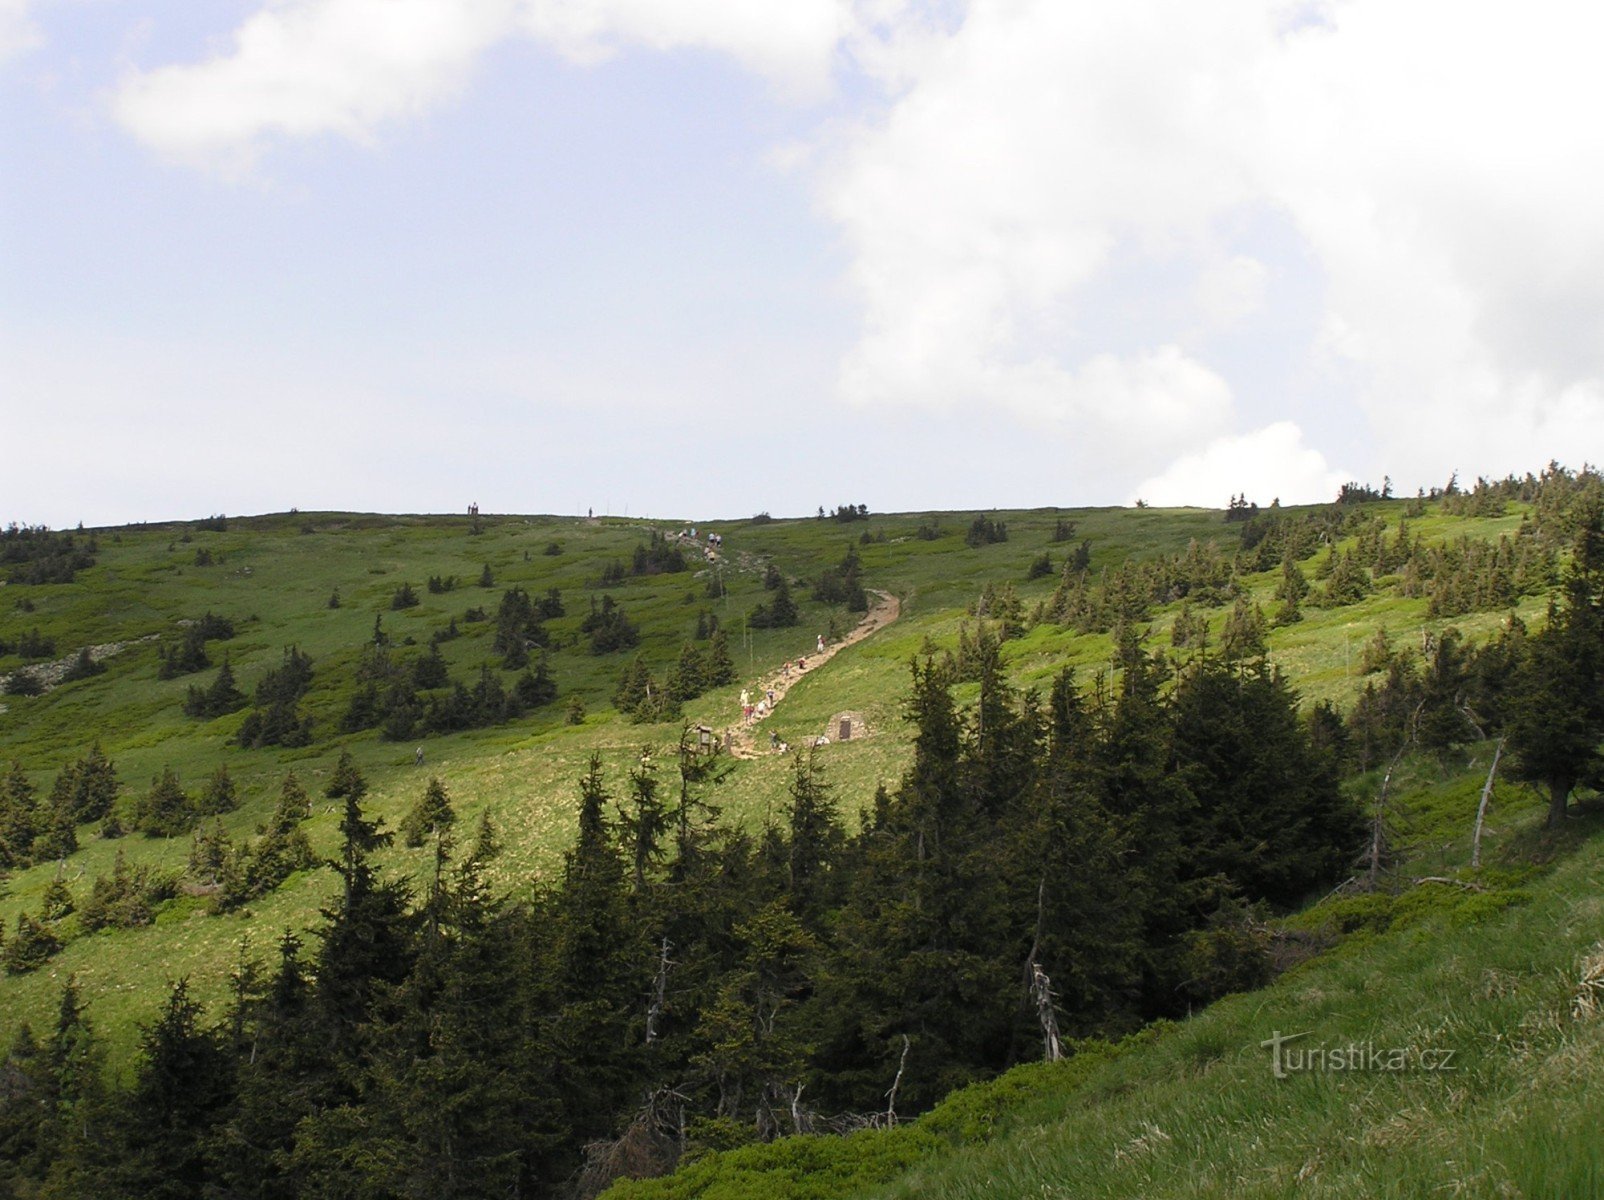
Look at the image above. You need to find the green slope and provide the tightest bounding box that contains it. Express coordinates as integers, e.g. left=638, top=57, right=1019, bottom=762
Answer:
left=0, top=496, right=1562, bottom=1062
left=601, top=769, right=1604, bottom=1200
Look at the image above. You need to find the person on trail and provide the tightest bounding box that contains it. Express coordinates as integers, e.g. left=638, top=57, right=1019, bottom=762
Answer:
left=770, top=730, right=779, bottom=750
left=798, top=656, right=807, bottom=671
left=766, top=688, right=775, bottom=706
left=740, top=688, right=750, bottom=708
left=817, top=634, right=825, bottom=652
left=414, top=747, right=424, bottom=766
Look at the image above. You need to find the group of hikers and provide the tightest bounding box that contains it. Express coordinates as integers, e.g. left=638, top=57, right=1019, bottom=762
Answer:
left=736, top=632, right=831, bottom=752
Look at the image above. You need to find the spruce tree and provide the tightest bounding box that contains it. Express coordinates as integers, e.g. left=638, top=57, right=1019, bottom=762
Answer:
left=1508, top=511, right=1604, bottom=826
left=0, top=760, right=39, bottom=870
left=400, top=776, right=456, bottom=848
left=324, top=749, right=368, bottom=801
left=705, top=629, right=737, bottom=686
left=211, top=933, right=320, bottom=1200
left=102, top=980, right=233, bottom=1199
left=311, top=792, right=414, bottom=1076
left=366, top=832, right=528, bottom=1197
left=196, top=764, right=238, bottom=816
left=618, top=751, right=669, bottom=892
left=1219, top=595, right=1268, bottom=661
left=538, top=756, right=641, bottom=1169
left=2, top=913, right=60, bottom=975
left=136, top=766, right=194, bottom=838
left=784, top=753, right=843, bottom=925
left=32, top=977, right=108, bottom=1196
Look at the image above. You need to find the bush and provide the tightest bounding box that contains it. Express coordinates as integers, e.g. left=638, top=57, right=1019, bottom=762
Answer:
left=61, top=646, right=106, bottom=682
left=3, top=669, right=42, bottom=696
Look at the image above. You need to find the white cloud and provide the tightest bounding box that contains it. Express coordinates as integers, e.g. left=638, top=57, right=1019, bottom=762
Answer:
left=0, top=0, right=40, bottom=63
left=821, top=0, right=1604, bottom=492
left=519, top=0, right=854, bottom=101
left=1133, top=421, right=1348, bottom=508
left=818, top=0, right=1278, bottom=472
left=99, top=0, right=1604, bottom=500
left=112, top=0, right=520, bottom=171
left=110, top=0, right=857, bottom=170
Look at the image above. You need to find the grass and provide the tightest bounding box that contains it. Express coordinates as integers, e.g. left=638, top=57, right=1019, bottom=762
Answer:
left=0, top=498, right=1556, bottom=1065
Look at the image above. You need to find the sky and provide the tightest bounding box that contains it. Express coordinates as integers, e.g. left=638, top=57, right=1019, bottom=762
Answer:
left=2, top=0, right=1602, bottom=528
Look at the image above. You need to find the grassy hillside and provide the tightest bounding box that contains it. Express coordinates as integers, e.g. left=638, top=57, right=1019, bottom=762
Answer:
left=601, top=757, right=1604, bottom=1200
left=0, top=495, right=1562, bottom=1062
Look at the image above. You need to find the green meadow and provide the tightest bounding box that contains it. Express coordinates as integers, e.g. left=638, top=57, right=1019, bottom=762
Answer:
left=0, top=497, right=1563, bottom=1079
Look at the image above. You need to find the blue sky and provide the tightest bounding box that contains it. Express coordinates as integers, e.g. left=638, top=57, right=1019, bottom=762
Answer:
left=3, top=0, right=1602, bottom=528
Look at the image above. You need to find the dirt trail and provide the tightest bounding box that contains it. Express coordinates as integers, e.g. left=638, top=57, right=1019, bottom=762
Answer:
left=723, top=589, right=900, bottom=759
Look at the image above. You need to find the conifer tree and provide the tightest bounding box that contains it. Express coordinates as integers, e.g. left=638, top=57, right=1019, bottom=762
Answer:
left=211, top=933, right=320, bottom=1200
left=1508, top=510, right=1604, bottom=826
left=324, top=749, right=368, bottom=801
left=2, top=912, right=61, bottom=975
left=30, top=976, right=107, bottom=1196
left=187, top=820, right=234, bottom=888
left=412, top=643, right=450, bottom=689
left=1029, top=668, right=1142, bottom=1036
left=618, top=751, right=669, bottom=892
left=690, top=901, right=818, bottom=1136
left=0, top=760, right=39, bottom=870
left=401, top=777, right=456, bottom=848
left=514, top=652, right=558, bottom=709
left=237, top=773, right=316, bottom=904
left=705, top=629, right=737, bottom=686
left=34, top=773, right=79, bottom=860
left=101, top=980, right=233, bottom=1198
left=196, top=764, right=238, bottom=816
left=311, top=792, right=413, bottom=1077
left=366, top=829, right=528, bottom=1198
left=1219, top=595, right=1268, bottom=661
left=60, top=645, right=105, bottom=682
left=136, top=766, right=194, bottom=838
left=783, top=753, right=843, bottom=925
left=666, top=641, right=708, bottom=702
left=537, top=755, right=642, bottom=1165
left=614, top=653, right=653, bottom=716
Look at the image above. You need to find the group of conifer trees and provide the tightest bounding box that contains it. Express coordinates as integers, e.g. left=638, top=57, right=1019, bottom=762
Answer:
left=0, top=641, right=1374, bottom=1197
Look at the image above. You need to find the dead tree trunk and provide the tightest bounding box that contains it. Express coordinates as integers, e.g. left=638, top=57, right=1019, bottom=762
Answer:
left=1029, top=961, right=1064, bottom=1063
left=644, top=937, right=673, bottom=1044
left=884, top=1035, right=910, bottom=1127
left=1471, top=738, right=1503, bottom=870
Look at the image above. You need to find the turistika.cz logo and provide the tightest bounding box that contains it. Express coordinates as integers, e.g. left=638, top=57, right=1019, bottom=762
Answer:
left=1259, top=1030, right=1458, bottom=1078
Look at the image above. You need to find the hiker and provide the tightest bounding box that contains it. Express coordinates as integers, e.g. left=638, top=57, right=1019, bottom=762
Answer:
left=798, top=656, right=807, bottom=671
left=817, top=634, right=825, bottom=652
left=414, top=747, right=424, bottom=766
left=769, top=730, right=779, bottom=750
left=766, top=687, right=775, bottom=706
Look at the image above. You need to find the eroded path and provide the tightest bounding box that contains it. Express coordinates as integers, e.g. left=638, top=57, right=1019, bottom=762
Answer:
left=722, top=589, right=901, bottom=759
